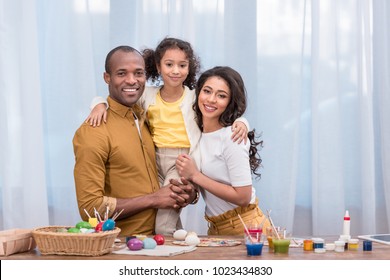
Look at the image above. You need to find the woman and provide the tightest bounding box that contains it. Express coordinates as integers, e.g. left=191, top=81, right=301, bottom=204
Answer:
left=176, top=66, right=271, bottom=235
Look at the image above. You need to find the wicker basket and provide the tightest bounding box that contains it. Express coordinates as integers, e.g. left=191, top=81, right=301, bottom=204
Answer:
left=32, top=226, right=121, bottom=256
left=0, top=228, right=36, bottom=256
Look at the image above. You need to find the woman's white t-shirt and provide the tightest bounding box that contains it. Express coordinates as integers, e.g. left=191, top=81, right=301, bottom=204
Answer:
left=200, top=126, right=256, bottom=217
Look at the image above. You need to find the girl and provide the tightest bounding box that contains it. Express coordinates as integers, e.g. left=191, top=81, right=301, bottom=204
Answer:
left=87, top=38, right=249, bottom=235
left=175, top=66, right=271, bottom=235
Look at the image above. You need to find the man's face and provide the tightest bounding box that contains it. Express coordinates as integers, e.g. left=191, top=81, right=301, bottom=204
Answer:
left=104, top=50, right=146, bottom=107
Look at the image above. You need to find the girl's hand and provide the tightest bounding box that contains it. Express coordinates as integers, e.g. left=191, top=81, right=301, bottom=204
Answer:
left=85, top=104, right=107, bottom=127
left=176, top=154, right=199, bottom=181
left=231, top=121, right=248, bottom=144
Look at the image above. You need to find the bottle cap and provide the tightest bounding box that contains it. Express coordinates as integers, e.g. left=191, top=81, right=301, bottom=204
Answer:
left=335, top=240, right=345, bottom=246
left=314, top=248, right=326, bottom=253
left=325, top=243, right=336, bottom=250
left=344, top=210, right=350, bottom=220
left=312, top=237, right=324, bottom=243
left=339, top=234, right=351, bottom=241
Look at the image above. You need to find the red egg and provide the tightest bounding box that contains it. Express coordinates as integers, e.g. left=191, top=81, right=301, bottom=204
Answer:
left=95, top=222, right=104, bottom=232
left=153, top=234, right=165, bottom=245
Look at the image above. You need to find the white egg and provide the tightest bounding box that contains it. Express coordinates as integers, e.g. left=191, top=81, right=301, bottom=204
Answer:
left=185, top=235, right=200, bottom=246
left=186, top=231, right=198, bottom=237
left=173, top=229, right=188, bottom=240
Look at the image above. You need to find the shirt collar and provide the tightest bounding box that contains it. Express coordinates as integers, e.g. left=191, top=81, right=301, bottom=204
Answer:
left=107, top=96, right=144, bottom=119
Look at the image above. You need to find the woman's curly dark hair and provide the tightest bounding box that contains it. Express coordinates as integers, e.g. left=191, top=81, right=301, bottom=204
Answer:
left=193, top=66, right=263, bottom=179
left=248, top=130, right=264, bottom=180
left=142, top=37, right=201, bottom=90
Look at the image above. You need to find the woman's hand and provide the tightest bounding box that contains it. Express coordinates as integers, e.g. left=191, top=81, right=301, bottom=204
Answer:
left=231, top=121, right=248, bottom=144
left=176, top=154, right=199, bottom=181
left=85, top=103, right=107, bottom=127
left=169, top=177, right=197, bottom=207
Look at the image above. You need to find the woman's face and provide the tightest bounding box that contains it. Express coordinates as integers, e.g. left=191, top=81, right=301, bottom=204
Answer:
left=198, top=76, right=231, bottom=126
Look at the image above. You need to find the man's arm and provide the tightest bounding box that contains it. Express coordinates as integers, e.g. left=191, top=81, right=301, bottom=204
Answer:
left=115, top=179, right=196, bottom=220
left=115, top=186, right=182, bottom=220
left=73, top=124, right=112, bottom=221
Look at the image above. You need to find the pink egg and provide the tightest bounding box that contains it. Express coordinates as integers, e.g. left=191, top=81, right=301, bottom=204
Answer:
left=127, top=238, right=143, bottom=251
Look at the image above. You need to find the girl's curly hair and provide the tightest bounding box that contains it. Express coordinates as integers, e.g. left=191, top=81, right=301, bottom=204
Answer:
left=142, top=37, right=201, bottom=90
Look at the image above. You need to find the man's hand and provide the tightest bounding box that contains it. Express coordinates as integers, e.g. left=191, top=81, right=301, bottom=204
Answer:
left=169, top=177, right=196, bottom=208
left=150, top=185, right=183, bottom=209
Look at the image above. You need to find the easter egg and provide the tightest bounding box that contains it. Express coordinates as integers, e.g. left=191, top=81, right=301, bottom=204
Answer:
left=102, top=219, right=115, bottom=231
left=153, top=234, right=165, bottom=245
left=143, top=238, right=157, bottom=249
left=76, top=221, right=93, bottom=229
left=95, top=222, right=104, bottom=232
left=127, top=238, right=143, bottom=251
left=185, top=234, right=200, bottom=246
left=67, top=227, right=81, bottom=233
left=173, top=229, right=187, bottom=240
left=79, top=228, right=95, bottom=233
left=88, top=217, right=98, bottom=227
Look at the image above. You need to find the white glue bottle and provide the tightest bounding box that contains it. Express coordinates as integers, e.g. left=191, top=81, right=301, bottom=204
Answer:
left=343, top=210, right=351, bottom=236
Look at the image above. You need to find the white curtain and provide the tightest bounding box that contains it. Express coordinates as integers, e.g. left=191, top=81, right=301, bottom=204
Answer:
left=1, top=0, right=389, bottom=237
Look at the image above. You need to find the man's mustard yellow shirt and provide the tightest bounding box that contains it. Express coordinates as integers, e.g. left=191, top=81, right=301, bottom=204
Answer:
left=73, top=97, right=160, bottom=236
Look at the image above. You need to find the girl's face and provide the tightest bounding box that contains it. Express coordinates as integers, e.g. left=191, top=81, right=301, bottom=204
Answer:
left=198, top=76, right=231, bottom=128
left=157, top=48, right=189, bottom=88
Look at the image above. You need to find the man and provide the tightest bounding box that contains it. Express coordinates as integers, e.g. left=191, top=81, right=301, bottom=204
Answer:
left=73, top=46, right=195, bottom=236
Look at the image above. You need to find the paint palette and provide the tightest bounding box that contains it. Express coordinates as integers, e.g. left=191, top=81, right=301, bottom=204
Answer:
left=358, top=234, right=390, bottom=245
left=172, top=238, right=241, bottom=247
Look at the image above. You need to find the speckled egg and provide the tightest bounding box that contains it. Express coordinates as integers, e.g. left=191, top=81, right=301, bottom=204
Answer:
left=173, top=229, right=188, bottom=240
left=127, top=238, right=143, bottom=251
left=143, top=238, right=157, bottom=249
left=185, top=234, right=200, bottom=246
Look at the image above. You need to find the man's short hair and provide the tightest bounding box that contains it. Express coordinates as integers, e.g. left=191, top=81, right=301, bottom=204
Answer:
left=105, top=46, right=142, bottom=74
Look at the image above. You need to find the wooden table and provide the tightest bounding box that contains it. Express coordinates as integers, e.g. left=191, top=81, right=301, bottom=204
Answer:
left=1, top=236, right=389, bottom=260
